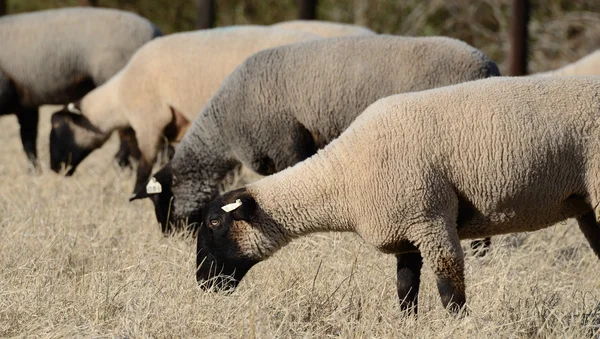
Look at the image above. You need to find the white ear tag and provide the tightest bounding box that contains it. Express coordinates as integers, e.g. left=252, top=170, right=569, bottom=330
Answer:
left=67, top=103, right=82, bottom=115
left=146, top=177, right=162, bottom=194
left=221, top=199, right=243, bottom=212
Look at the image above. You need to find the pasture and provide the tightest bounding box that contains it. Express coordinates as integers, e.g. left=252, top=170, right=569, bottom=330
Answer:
left=0, top=107, right=599, bottom=337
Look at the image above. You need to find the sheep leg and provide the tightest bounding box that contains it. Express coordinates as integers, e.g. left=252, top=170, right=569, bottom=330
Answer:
left=395, top=252, right=423, bottom=313
left=114, top=128, right=141, bottom=168
left=576, top=211, right=600, bottom=259
left=130, top=130, right=162, bottom=196
left=133, top=157, right=154, bottom=196
left=414, top=219, right=466, bottom=314
left=16, top=107, right=39, bottom=171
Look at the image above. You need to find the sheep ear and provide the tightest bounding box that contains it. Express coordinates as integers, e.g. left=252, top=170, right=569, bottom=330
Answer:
left=170, top=106, right=191, bottom=140
left=130, top=188, right=149, bottom=201
left=230, top=194, right=257, bottom=221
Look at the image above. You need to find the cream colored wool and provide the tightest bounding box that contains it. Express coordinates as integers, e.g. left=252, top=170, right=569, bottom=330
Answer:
left=50, top=26, right=320, bottom=192
left=272, top=20, right=375, bottom=37
left=536, top=50, right=600, bottom=76
left=0, top=7, right=160, bottom=106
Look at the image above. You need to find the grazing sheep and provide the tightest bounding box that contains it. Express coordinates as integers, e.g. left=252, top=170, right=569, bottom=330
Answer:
left=49, top=26, right=320, bottom=192
left=272, top=20, right=375, bottom=37
left=536, top=50, right=600, bottom=76
left=135, top=35, right=500, bottom=233
left=196, top=76, right=600, bottom=315
left=0, top=7, right=161, bottom=169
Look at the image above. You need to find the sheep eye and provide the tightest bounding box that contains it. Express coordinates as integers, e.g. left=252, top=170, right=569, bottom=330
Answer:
left=209, top=219, right=220, bottom=227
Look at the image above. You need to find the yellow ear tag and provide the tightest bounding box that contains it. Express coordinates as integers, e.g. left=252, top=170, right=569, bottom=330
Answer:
left=146, top=177, right=162, bottom=194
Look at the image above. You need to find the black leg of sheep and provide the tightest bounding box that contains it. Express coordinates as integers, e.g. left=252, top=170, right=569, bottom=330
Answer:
left=576, top=211, right=600, bottom=259
left=16, top=107, right=39, bottom=171
left=395, top=252, right=423, bottom=314
left=114, top=128, right=141, bottom=169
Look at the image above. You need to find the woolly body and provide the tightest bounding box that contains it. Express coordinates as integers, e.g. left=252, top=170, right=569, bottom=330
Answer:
left=0, top=7, right=160, bottom=106
left=0, top=7, right=160, bottom=167
left=168, top=35, right=500, bottom=224
left=49, top=26, right=320, bottom=192
left=199, top=76, right=600, bottom=313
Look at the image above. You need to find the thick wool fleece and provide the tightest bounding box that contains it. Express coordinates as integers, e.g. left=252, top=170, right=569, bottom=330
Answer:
left=0, top=7, right=160, bottom=107
left=170, top=35, right=500, bottom=219
left=65, top=26, right=319, bottom=192
left=248, top=76, right=600, bottom=248
left=206, top=76, right=600, bottom=311
left=272, top=20, right=375, bottom=37
left=94, top=26, right=319, bottom=134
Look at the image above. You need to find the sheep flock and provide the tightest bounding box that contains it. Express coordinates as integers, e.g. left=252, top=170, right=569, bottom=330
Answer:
left=1, top=6, right=600, bottom=338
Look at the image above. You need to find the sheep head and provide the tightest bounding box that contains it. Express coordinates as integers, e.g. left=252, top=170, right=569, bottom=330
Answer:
left=196, top=188, right=284, bottom=292
left=49, top=103, right=107, bottom=175
left=130, top=164, right=199, bottom=234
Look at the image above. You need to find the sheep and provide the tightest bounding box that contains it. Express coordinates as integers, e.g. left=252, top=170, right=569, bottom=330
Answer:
left=48, top=26, right=320, bottom=193
left=536, top=50, right=600, bottom=76
left=272, top=20, right=375, bottom=37
left=0, top=7, right=161, bottom=169
left=194, top=76, right=600, bottom=315
left=133, top=35, right=500, bottom=233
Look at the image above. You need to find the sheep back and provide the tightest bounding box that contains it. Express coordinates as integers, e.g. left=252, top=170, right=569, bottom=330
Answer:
left=171, top=35, right=499, bottom=219
left=537, top=50, right=600, bottom=77
left=280, top=76, right=600, bottom=242
left=115, top=26, right=320, bottom=123
left=210, top=35, right=499, bottom=147
left=272, top=20, right=375, bottom=37
left=0, top=7, right=160, bottom=107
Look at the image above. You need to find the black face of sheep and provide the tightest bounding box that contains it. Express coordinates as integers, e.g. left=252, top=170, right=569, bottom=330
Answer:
left=130, top=164, right=191, bottom=233
left=196, top=189, right=261, bottom=291
left=50, top=110, right=99, bottom=175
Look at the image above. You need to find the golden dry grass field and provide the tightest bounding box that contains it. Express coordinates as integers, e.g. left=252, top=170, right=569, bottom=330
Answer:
left=1, top=106, right=600, bottom=338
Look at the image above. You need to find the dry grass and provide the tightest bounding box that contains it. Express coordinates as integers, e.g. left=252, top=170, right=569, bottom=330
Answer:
left=1, top=108, right=600, bottom=337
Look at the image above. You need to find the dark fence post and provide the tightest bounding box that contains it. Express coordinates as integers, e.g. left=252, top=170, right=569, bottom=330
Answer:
left=509, top=0, right=530, bottom=76
left=195, top=0, right=215, bottom=29
left=297, top=0, right=318, bottom=20
left=78, top=0, right=98, bottom=6
left=0, top=0, right=7, bottom=16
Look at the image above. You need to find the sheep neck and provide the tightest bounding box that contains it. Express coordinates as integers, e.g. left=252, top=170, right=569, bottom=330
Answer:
left=172, top=111, right=240, bottom=219
left=79, top=74, right=127, bottom=134
left=248, top=151, right=353, bottom=239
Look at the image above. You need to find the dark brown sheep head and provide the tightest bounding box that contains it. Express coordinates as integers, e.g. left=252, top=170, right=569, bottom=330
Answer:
left=49, top=103, right=107, bottom=175
left=196, top=188, right=286, bottom=292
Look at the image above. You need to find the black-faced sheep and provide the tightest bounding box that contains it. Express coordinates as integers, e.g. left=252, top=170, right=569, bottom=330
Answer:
left=196, top=76, right=600, bottom=315
left=48, top=26, right=319, bottom=195
left=136, top=35, right=500, bottom=233
left=0, top=7, right=161, bottom=169
left=272, top=20, right=375, bottom=37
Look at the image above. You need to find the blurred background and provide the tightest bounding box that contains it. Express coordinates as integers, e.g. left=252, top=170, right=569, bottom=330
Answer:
left=2, top=0, right=600, bottom=77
